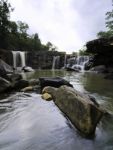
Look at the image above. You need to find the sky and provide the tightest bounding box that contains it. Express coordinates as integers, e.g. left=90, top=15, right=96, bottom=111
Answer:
left=9, top=0, right=112, bottom=54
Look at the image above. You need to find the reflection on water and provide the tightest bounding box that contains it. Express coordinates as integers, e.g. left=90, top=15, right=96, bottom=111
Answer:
left=0, top=70, right=113, bottom=150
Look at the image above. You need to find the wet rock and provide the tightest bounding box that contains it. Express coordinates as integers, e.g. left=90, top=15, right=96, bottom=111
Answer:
left=42, top=86, right=57, bottom=99
left=22, top=66, right=34, bottom=72
left=0, top=59, right=13, bottom=80
left=21, top=86, right=33, bottom=92
left=43, top=85, right=104, bottom=136
left=65, top=67, right=80, bottom=72
left=0, top=77, right=11, bottom=93
left=12, top=79, right=29, bottom=91
left=29, top=79, right=40, bottom=86
left=90, top=65, right=107, bottom=73
left=9, top=73, right=22, bottom=82
left=104, top=73, right=113, bottom=80
left=107, top=67, right=113, bottom=73
left=86, top=38, right=113, bottom=68
left=0, top=59, right=13, bottom=74
left=42, top=93, right=52, bottom=101
left=39, top=77, right=73, bottom=90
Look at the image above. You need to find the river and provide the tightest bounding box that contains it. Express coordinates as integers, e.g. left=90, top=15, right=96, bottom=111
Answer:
left=0, top=70, right=113, bottom=150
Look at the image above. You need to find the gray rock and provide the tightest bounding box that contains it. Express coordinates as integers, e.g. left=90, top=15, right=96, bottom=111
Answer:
left=0, top=59, right=13, bottom=80
left=39, top=77, right=73, bottom=90
left=12, top=79, right=29, bottom=91
left=90, top=65, right=107, bottom=73
left=29, top=79, right=40, bottom=86
left=0, top=59, right=13, bottom=74
left=8, top=73, right=22, bottom=82
left=42, top=85, right=104, bottom=136
left=0, top=77, right=11, bottom=93
left=22, top=66, right=34, bottom=72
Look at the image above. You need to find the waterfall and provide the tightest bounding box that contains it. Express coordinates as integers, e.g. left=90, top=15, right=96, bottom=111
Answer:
left=66, top=55, right=89, bottom=71
left=12, top=51, right=17, bottom=69
left=19, top=51, right=26, bottom=68
left=64, top=54, right=67, bottom=67
left=52, top=56, right=60, bottom=70
left=72, top=55, right=89, bottom=71
left=12, top=51, right=26, bottom=69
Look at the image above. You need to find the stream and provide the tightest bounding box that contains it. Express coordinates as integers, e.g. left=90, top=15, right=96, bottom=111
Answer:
left=0, top=70, right=113, bottom=150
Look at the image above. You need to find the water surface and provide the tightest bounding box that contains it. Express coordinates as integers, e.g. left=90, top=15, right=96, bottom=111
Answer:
left=0, top=70, right=113, bottom=150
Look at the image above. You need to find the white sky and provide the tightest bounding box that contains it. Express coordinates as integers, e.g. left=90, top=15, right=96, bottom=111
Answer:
left=9, top=0, right=112, bottom=54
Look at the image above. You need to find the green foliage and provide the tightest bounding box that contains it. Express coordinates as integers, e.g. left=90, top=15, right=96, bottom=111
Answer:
left=0, top=0, right=56, bottom=52
left=97, top=30, right=113, bottom=38
left=97, top=1, right=113, bottom=38
left=78, top=46, right=90, bottom=56
left=0, top=0, right=12, bottom=48
left=79, top=49, right=89, bottom=56
left=46, top=42, right=57, bottom=51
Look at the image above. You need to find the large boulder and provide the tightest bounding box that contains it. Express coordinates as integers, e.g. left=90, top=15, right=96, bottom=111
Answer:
left=90, top=65, right=107, bottom=73
left=8, top=73, right=22, bottom=82
left=22, top=66, right=34, bottom=72
left=65, top=66, right=80, bottom=72
left=39, top=77, right=73, bottom=90
left=86, top=38, right=113, bottom=68
left=0, top=77, right=11, bottom=93
left=29, top=79, right=40, bottom=86
left=0, top=59, right=13, bottom=74
left=12, top=79, right=29, bottom=91
left=0, top=59, right=13, bottom=80
left=42, top=85, right=104, bottom=136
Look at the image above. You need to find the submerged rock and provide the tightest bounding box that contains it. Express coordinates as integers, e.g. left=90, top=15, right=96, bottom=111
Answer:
left=104, top=73, right=113, bottom=80
left=90, top=65, right=107, bottom=73
left=21, top=86, right=33, bottom=92
left=29, top=79, right=40, bottom=86
left=12, top=79, right=29, bottom=91
left=42, top=85, right=104, bottom=136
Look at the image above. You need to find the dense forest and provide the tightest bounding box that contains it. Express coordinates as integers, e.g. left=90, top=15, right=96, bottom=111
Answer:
left=0, top=0, right=57, bottom=51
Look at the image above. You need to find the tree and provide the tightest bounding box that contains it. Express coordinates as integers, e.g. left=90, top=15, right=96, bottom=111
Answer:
left=7, top=21, right=19, bottom=50
left=32, top=33, right=41, bottom=50
left=46, top=42, right=57, bottom=51
left=9, top=21, right=18, bottom=34
left=0, top=0, right=12, bottom=48
left=97, top=1, right=113, bottom=38
left=16, top=21, right=29, bottom=51
left=0, top=1, right=58, bottom=52
left=17, top=21, right=29, bottom=38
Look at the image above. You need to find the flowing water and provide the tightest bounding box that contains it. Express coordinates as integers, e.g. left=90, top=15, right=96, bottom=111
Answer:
left=0, top=70, right=113, bottom=150
left=12, top=51, right=26, bottom=69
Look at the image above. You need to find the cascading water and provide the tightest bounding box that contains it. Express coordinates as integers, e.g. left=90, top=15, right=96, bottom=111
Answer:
left=64, top=54, right=67, bottom=68
left=52, top=56, right=60, bottom=70
left=19, top=51, right=26, bottom=68
left=72, top=55, right=89, bottom=71
left=12, top=51, right=17, bottom=69
left=12, top=51, right=26, bottom=69
left=66, top=55, right=89, bottom=71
